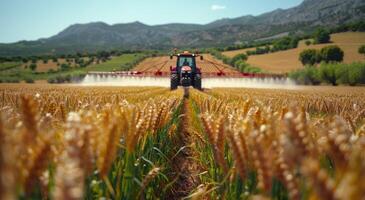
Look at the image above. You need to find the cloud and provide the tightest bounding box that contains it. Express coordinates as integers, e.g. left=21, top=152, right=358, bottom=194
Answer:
left=211, top=4, right=226, bottom=11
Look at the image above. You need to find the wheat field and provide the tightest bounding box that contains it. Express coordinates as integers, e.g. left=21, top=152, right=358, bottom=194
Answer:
left=0, top=84, right=364, bottom=199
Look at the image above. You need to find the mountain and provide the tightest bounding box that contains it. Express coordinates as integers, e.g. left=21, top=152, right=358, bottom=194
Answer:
left=1, top=0, right=364, bottom=56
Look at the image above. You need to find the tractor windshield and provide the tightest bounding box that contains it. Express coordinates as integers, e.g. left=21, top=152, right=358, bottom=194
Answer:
left=178, top=56, right=194, bottom=68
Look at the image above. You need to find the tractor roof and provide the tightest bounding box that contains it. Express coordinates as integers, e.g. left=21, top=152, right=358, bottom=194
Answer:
left=176, top=51, right=199, bottom=57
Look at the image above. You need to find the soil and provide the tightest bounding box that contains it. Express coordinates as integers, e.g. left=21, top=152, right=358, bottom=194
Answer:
left=168, top=98, right=202, bottom=199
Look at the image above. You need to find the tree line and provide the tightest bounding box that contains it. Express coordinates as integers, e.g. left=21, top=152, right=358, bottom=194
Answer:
left=291, top=45, right=365, bottom=86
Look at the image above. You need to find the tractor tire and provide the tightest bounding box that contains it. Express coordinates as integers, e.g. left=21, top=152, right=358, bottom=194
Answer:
left=194, top=74, right=202, bottom=90
left=170, top=73, right=179, bottom=90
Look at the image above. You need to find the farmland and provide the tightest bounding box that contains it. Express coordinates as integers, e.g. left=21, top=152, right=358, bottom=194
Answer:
left=134, top=54, right=241, bottom=75
left=1, top=84, right=364, bottom=199
left=223, top=32, right=365, bottom=73
left=0, top=53, right=145, bottom=83
left=22, top=58, right=85, bottom=73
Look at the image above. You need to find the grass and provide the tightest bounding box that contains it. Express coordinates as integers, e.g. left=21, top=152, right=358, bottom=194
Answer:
left=222, top=32, right=365, bottom=73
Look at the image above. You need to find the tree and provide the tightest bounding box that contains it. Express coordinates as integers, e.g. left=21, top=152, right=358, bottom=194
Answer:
left=231, top=53, right=247, bottom=63
left=359, top=45, right=365, bottom=56
left=29, top=63, right=37, bottom=71
left=299, top=49, right=319, bottom=66
left=349, top=21, right=365, bottom=32
left=277, top=37, right=291, bottom=50
left=22, top=58, right=29, bottom=63
left=237, top=62, right=249, bottom=72
left=314, top=28, right=330, bottom=44
left=60, top=63, right=70, bottom=71
left=273, top=37, right=299, bottom=51
left=230, top=54, right=248, bottom=68
left=320, top=45, right=344, bottom=63
left=289, top=36, right=300, bottom=48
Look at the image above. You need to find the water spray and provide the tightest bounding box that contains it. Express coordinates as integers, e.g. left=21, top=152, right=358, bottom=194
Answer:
left=81, top=74, right=296, bottom=89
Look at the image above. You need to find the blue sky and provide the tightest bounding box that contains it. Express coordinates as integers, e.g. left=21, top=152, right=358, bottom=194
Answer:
left=0, top=0, right=303, bottom=43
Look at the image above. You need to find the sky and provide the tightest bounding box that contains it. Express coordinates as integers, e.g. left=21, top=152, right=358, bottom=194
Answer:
left=0, top=0, right=303, bottom=43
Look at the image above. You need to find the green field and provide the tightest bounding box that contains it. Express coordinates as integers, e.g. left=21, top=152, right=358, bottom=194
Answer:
left=86, top=53, right=145, bottom=72
left=0, top=62, right=22, bottom=71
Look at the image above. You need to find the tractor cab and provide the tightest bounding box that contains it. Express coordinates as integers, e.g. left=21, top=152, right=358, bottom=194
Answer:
left=170, top=51, right=203, bottom=90
left=170, top=51, right=203, bottom=73
left=176, top=55, right=196, bottom=74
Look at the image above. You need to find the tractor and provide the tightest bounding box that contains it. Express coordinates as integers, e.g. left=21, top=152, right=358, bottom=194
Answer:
left=170, top=51, right=202, bottom=91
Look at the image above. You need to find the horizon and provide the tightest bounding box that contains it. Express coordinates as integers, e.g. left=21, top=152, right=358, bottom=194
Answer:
left=0, top=0, right=303, bottom=43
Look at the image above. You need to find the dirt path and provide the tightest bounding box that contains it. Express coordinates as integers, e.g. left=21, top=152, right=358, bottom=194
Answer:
left=168, top=97, right=202, bottom=199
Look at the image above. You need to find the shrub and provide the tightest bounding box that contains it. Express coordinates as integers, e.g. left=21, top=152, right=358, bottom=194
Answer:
left=222, top=57, right=230, bottom=65
left=305, top=40, right=311, bottom=46
left=61, top=63, right=70, bottom=71
left=252, top=47, right=270, bottom=55
left=272, top=36, right=299, bottom=51
left=336, top=63, right=365, bottom=86
left=289, top=67, right=321, bottom=85
left=22, top=58, right=29, bottom=63
left=238, top=62, right=249, bottom=72
left=299, top=49, right=319, bottom=66
left=234, top=60, right=249, bottom=72
left=230, top=54, right=248, bottom=67
left=314, top=28, right=330, bottom=44
left=348, top=21, right=365, bottom=32
left=24, top=78, right=35, bottom=83
left=209, top=49, right=263, bottom=74
left=243, top=66, right=262, bottom=73
left=320, top=45, right=344, bottom=63
left=47, top=76, right=67, bottom=84
left=348, top=63, right=365, bottom=85
left=47, top=78, right=55, bottom=83
left=1, top=78, right=20, bottom=83
left=359, top=45, right=365, bottom=56
left=319, top=63, right=339, bottom=85
left=64, top=75, right=72, bottom=82
left=29, top=63, right=37, bottom=71
left=55, top=76, right=66, bottom=83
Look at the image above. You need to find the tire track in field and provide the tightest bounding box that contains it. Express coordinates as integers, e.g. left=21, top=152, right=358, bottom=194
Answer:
left=168, top=95, right=202, bottom=199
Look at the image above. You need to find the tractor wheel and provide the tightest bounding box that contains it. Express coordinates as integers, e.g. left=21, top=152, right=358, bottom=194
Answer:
left=170, top=73, right=179, bottom=90
left=194, top=74, right=202, bottom=90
